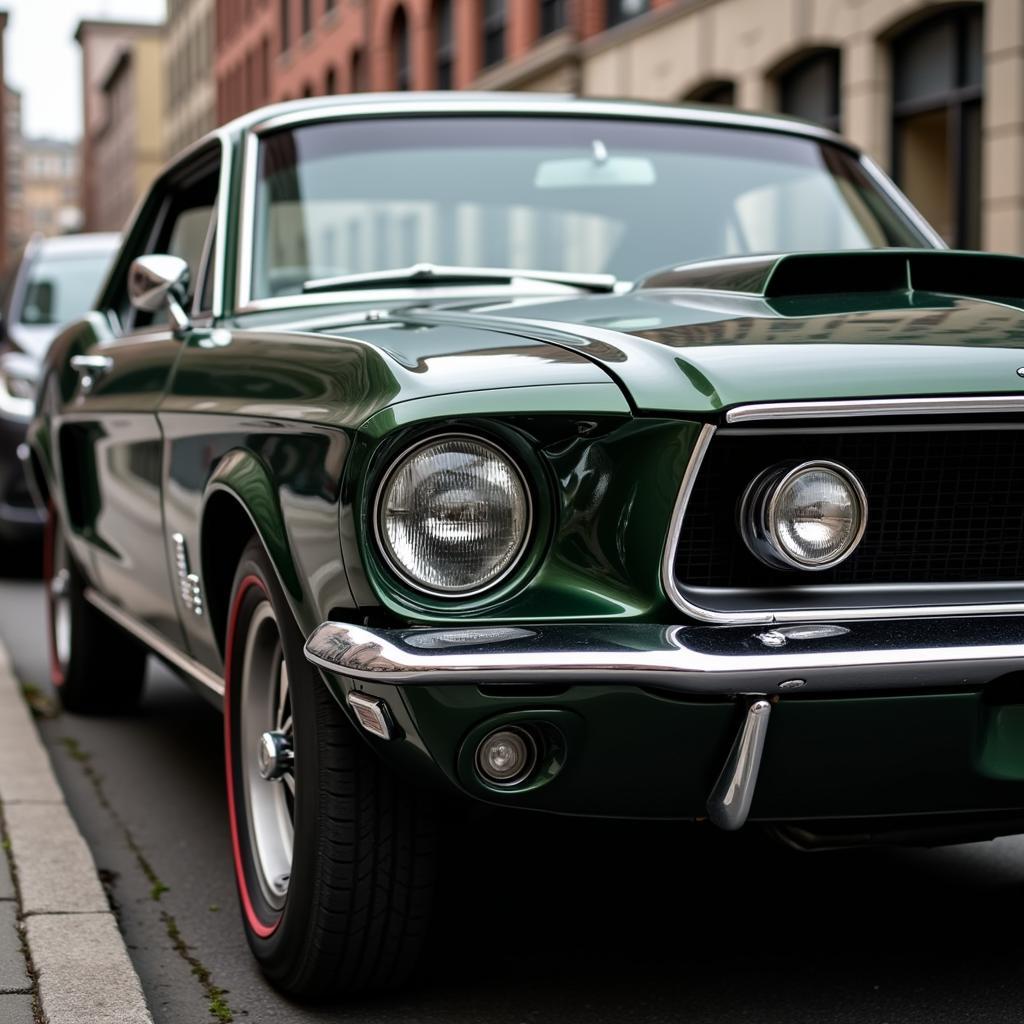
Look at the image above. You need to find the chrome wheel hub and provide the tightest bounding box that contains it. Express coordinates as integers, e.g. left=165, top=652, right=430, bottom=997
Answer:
left=240, top=603, right=295, bottom=910
left=258, top=730, right=293, bottom=781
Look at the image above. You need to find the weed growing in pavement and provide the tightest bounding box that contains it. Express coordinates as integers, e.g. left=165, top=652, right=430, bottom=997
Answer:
left=19, top=683, right=56, bottom=719
left=57, top=735, right=235, bottom=1023
left=164, top=910, right=233, bottom=1023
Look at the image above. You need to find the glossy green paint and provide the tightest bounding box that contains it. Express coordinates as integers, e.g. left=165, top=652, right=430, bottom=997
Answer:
left=314, top=677, right=1024, bottom=821
left=32, top=99, right=1024, bottom=830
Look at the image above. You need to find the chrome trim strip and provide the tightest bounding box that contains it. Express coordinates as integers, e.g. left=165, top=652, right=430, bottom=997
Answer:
left=303, top=619, right=1024, bottom=694
left=859, top=154, right=947, bottom=249
left=726, top=396, right=1024, bottom=424
left=706, top=699, right=771, bottom=831
left=84, top=587, right=224, bottom=700
left=247, top=95, right=853, bottom=146
left=658, top=424, right=747, bottom=623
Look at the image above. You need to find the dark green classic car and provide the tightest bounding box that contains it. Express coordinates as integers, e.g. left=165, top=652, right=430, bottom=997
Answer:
left=26, top=92, right=1024, bottom=997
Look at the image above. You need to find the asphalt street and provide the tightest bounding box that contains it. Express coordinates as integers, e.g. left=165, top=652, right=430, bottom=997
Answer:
left=3, top=569, right=1024, bottom=1023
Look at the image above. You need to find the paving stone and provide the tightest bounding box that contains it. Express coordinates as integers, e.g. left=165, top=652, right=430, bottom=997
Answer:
left=4, top=802, right=107, bottom=916
left=0, top=845, right=14, bottom=901
left=0, top=671, right=63, bottom=805
left=0, top=992, right=34, bottom=1023
left=0, top=901, right=29, bottom=994
left=28, top=913, right=153, bottom=1024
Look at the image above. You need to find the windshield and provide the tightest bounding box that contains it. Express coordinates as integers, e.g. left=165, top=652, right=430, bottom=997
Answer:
left=19, top=250, right=114, bottom=326
left=251, top=116, right=930, bottom=301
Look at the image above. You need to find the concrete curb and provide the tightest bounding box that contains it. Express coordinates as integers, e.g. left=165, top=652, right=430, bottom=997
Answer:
left=0, top=643, right=154, bottom=1024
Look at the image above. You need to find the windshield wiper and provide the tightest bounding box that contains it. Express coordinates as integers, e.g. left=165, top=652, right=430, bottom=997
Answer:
left=302, top=263, right=617, bottom=294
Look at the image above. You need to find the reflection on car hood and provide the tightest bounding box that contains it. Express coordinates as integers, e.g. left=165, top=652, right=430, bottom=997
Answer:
left=426, top=285, right=1024, bottom=414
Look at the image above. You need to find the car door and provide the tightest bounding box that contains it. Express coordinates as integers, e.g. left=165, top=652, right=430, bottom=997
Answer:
left=60, top=147, right=222, bottom=647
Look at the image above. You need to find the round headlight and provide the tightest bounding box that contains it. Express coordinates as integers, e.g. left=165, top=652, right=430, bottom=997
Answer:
left=376, top=435, right=531, bottom=596
left=741, top=461, right=867, bottom=571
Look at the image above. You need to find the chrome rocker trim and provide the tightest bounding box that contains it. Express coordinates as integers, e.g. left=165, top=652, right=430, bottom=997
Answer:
left=85, top=588, right=225, bottom=702
left=303, top=616, right=1024, bottom=696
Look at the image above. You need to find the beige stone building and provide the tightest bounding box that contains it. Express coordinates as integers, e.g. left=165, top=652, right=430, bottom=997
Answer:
left=166, top=0, right=216, bottom=159
left=475, top=0, right=1021, bottom=255
left=76, top=20, right=166, bottom=232
left=21, top=139, right=81, bottom=239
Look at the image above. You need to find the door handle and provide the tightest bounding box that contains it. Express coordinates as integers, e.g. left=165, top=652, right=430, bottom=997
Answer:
left=70, top=354, right=113, bottom=375
left=69, top=354, right=113, bottom=394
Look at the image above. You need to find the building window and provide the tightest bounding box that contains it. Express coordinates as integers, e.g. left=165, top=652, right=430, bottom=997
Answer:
left=326, top=65, right=337, bottom=94
left=326, top=0, right=336, bottom=10
left=483, top=0, right=506, bottom=67
left=435, top=0, right=454, bottom=89
left=391, top=7, right=411, bottom=91
left=892, top=6, right=982, bottom=248
left=351, top=47, right=366, bottom=92
left=301, top=0, right=312, bottom=36
left=540, top=0, right=566, bottom=36
left=607, top=0, right=648, bottom=28
left=686, top=80, right=735, bottom=106
left=778, top=49, right=840, bottom=131
left=279, top=0, right=291, bottom=53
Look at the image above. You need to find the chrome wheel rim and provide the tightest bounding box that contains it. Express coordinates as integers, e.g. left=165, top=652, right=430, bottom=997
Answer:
left=240, top=602, right=294, bottom=911
left=50, top=538, right=72, bottom=672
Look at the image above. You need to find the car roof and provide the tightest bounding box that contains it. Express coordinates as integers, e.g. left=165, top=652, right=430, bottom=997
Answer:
left=31, top=232, right=121, bottom=259
left=217, top=91, right=851, bottom=151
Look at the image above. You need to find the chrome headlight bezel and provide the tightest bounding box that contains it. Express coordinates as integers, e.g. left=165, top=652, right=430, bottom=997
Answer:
left=372, top=432, right=534, bottom=599
left=740, top=460, right=868, bottom=572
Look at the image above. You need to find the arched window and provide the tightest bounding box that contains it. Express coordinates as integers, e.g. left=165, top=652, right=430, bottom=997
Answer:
left=482, top=0, right=506, bottom=68
left=607, top=0, right=648, bottom=29
left=435, top=0, right=454, bottom=89
left=686, top=80, right=735, bottom=107
left=891, top=6, right=982, bottom=248
left=391, top=6, right=411, bottom=91
left=778, top=49, right=840, bottom=131
left=301, top=0, right=312, bottom=36
left=351, top=47, right=365, bottom=92
left=540, top=0, right=567, bottom=36
left=325, top=65, right=337, bottom=95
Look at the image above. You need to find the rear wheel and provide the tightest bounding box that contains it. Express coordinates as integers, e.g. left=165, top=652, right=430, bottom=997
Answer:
left=224, top=538, right=437, bottom=997
left=45, top=507, right=147, bottom=713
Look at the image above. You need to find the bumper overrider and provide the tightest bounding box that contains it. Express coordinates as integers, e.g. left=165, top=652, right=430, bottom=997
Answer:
left=304, top=616, right=1024, bottom=831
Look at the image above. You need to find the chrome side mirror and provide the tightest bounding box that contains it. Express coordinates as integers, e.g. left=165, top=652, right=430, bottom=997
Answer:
left=128, top=254, right=191, bottom=335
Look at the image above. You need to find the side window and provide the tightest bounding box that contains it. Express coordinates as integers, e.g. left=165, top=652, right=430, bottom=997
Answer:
left=122, top=149, right=220, bottom=331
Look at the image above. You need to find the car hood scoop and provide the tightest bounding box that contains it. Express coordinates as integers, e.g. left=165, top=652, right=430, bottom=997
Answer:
left=638, top=249, right=1024, bottom=306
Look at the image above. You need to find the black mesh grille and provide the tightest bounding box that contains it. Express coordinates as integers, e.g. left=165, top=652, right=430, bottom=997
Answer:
left=676, top=428, right=1024, bottom=587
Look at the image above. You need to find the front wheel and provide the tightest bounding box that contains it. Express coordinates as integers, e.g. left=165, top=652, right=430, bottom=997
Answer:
left=224, top=538, right=437, bottom=997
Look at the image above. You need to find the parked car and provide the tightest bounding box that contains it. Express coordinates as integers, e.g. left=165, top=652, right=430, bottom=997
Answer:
left=27, top=93, right=1024, bottom=998
left=0, top=232, right=118, bottom=545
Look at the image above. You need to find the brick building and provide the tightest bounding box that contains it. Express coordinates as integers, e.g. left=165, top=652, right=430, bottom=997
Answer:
left=75, top=19, right=165, bottom=232
left=210, top=0, right=1024, bottom=255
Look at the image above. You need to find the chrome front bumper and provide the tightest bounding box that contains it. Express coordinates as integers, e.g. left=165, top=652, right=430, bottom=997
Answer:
left=304, top=616, right=1024, bottom=832
left=303, top=616, right=1024, bottom=696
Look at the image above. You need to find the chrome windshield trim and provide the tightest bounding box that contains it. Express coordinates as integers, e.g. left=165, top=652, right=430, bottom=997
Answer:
left=232, top=97, right=917, bottom=316
left=304, top=618, right=1024, bottom=695
left=859, top=154, right=947, bottom=250
left=85, top=587, right=224, bottom=702
left=726, top=396, right=1024, bottom=424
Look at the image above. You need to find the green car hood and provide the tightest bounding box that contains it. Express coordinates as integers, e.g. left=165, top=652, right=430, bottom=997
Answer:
left=442, top=250, right=1024, bottom=415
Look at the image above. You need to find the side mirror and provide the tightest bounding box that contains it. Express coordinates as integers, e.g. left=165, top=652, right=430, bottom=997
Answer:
left=128, top=254, right=191, bottom=335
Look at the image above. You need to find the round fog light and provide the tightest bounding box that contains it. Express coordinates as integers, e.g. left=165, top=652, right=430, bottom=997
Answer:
left=475, top=727, right=537, bottom=786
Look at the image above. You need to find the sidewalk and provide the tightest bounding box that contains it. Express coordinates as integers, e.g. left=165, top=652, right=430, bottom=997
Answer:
left=0, top=642, right=154, bottom=1024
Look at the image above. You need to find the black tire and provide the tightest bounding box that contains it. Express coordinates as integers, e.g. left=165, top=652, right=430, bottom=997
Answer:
left=224, top=537, right=437, bottom=998
left=45, top=507, right=147, bottom=714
